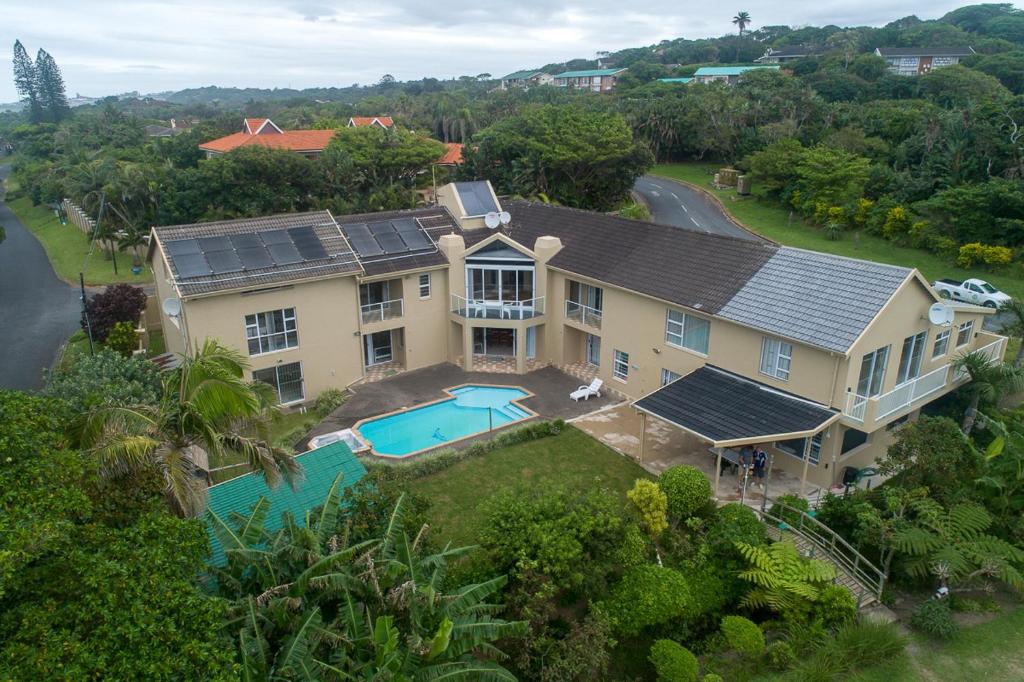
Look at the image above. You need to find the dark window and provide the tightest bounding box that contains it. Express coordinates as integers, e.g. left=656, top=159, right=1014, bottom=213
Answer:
left=841, top=428, right=869, bottom=454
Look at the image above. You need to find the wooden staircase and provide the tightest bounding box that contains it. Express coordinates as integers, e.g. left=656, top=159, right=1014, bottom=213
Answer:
left=761, top=504, right=885, bottom=609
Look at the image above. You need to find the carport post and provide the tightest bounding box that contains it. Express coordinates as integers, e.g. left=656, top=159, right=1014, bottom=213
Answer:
left=800, top=437, right=812, bottom=497
left=638, top=411, right=647, bottom=464
left=713, top=446, right=723, bottom=501
left=761, top=451, right=775, bottom=512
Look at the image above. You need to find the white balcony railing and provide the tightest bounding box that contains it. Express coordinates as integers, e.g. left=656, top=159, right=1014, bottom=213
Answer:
left=450, top=294, right=545, bottom=320
left=360, top=298, right=403, bottom=324
left=845, top=392, right=869, bottom=422
left=565, top=300, right=603, bottom=329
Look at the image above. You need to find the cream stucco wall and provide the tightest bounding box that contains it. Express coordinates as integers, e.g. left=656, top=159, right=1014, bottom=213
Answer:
left=359, top=267, right=451, bottom=371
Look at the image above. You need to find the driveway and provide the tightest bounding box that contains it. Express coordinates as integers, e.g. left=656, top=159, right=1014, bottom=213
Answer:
left=634, top=174, right=763, bottom=241
left=0, top=164, right=81, bottom=390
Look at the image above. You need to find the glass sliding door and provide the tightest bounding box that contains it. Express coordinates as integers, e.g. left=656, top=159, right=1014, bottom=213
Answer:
left=857, top=345, right=890, bottom=397
left=364, top=330, right=393, bottom=366
left=586, top=333, right=601, bottom=366
left=472, top=328, right=516, bottom=357
left=896, top=331, right=927, bottom=385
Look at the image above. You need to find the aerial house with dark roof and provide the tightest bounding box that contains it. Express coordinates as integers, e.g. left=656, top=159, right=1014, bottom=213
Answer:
left=874, top=47, right=975, bottom=76
left=149, top=180, right=1004, bottom=492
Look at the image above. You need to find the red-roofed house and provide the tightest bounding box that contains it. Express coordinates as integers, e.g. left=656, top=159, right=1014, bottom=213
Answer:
left=347, top=116, right=395, bottom=129
left=199, top=118, right=336, bottom=158
left=436, top=143, right=464, bottom=165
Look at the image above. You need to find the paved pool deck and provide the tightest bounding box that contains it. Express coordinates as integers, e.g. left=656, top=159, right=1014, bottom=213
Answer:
left=308, top=363, right=619, bottom=447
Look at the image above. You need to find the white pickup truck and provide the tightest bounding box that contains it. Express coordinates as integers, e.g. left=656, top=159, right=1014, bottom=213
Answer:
left=932, top=278, right=1011, bottom=309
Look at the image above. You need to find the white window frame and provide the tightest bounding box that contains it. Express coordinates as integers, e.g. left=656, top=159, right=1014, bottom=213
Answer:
left=613, top=349, right=629, bottom=381
left=253, top=361, right=305, bottom=405
left=896, top=330, right=928, bottom=385
left=418, top=272, right=431, bottom=299
left=245, top=308, right=298, bottom=356
left=956, top=320, right=974, bottom=348
left=665, top=309, right=710, bottom=355
left=759, top=337, right=793, bottom=381
left=661, top=369, right=681, bottom=386
left=932, top=329, right=950, bottom=358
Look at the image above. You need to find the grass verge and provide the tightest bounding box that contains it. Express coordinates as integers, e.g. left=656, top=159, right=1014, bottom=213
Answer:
left=652, top=163, right=1024, bottom=302
left=406, top=425, right=651, bottom=545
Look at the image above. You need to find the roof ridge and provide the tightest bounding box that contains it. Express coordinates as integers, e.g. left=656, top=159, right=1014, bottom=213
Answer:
left=153, top=209, right=334, bottom=233
left=776, top=245, right=912, bottom=272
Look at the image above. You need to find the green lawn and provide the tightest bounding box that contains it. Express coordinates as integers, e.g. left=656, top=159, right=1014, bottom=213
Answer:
left=653, top=163, right=1024, bottom=302
left=406, top=426, right=652, bottom=545
left=5, top=195, right=152, bottom=286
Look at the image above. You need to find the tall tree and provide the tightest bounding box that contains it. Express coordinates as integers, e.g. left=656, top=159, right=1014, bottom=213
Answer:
left=35, top=48, right=70, bottom=122
left=953, top=350, right=1024, bottom=434
left=999, top=299, right=1024, bottom=367
left=733, top=11, right=752, bottom=37
left=11, top=40, right=42, bottom=123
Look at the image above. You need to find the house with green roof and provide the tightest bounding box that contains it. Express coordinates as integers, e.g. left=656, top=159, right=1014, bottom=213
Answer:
left=500, top=70, right=552, bottom=89
left=692, top=65, right=780, bottom=85
left=204, top=440, right=367, bottom=565
left=553, top=67, right=627, bottom=92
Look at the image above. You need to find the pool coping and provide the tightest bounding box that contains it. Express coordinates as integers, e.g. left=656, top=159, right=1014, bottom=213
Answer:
left=352, top=382, right=538, bottom=459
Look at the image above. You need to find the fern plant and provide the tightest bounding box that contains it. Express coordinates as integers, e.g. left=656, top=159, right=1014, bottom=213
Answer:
left=735, top=540, right=837, bottom=614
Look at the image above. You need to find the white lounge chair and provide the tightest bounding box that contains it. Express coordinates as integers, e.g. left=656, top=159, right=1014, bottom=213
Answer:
left=570, top=378, right=603, bottom=402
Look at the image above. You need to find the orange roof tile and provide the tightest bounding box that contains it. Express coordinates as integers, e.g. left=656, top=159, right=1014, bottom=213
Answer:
left=199, top=129, right=336, bottom=154
left=349, top=116, right=394, bottom=128
left=437, top=142, right=464, bottom=165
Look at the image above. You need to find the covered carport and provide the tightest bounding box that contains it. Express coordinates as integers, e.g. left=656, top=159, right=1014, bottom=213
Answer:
left=632, top=365, right=840, bottom=502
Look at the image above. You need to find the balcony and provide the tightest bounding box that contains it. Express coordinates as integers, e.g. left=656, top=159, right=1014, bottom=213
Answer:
left=844, top=336, right=1007, bottom=423
left=565, top=300, right=602, bottom=330
left=360, top=298, right=403, bottom=325
left=450, top=294, right=545, bottom=320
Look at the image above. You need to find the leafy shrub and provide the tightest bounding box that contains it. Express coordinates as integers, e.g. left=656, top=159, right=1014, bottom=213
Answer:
left=82, top=283, right=147, bottom=342
left=811, top=584, right=857, bottom=629
left=882, top=205, right=912, bottom=241
left=313, top=388, right=347, bottom=415
left=649, top=640, right=698, bottom=682
left=950, top=594, right=1000, bottom=613
left=701, top=675, right=723, bottom=682
left=765, top=640, right=796, bottom=670
left=104, top=320, right=138, bottom=357
left=619, top=200, right=652, bottom=221
left=957, top=242, right=1013, bottom=268
left=831, top=620, right=907, bottom=667
left=602, top=565, right=693, bottom=637
left=720, top=616, right=765, bottom=656
left=910, top=598, right=959, bottom=639
left=628, top=479, right=668, bottom=537
left=659, top=465, right=711, bottom=521
left=705, top=503, right=766, bottom=554
left=619, top=523, right=652, bottom=568
left=44, top=348, right=162, bottom=412
left=768, top=494, right=809, bottom=526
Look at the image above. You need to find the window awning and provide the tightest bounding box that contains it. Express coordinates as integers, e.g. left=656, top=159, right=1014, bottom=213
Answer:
left=632, top=365, right=839, bottom=448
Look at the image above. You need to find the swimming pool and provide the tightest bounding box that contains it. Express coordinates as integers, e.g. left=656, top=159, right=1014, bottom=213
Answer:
left=355, top=384, right=534, bottom=457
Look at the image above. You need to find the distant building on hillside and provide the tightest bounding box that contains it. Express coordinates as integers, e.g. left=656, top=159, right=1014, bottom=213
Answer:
left=691, top=65, right=780, bottom=85
left=347, top=116, right=395, bottom=129
left=553, top=67, right=627, bottom=92
left=436, top=143, right=464, bottom=166
left=874, top=47, right=975, bottom=76
left=657, top=77, right=692, bottom=85
left=500, top=70, right=553, bottom=89
left=755, top=46, right=831, bottom=64
left=199, top=118, right=335, bottom=158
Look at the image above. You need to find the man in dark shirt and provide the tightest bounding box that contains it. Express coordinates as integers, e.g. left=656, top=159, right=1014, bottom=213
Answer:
left=753, top=446, right=768, bottom=488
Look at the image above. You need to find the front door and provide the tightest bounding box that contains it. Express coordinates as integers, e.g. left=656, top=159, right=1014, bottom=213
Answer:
left=586, top=333, right=601, bottom=366
left=364, top=330, right=392, bottom=366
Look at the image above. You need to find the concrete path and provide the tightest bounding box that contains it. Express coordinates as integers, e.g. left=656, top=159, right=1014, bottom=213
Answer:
left=633, top=174, right=763, bottom=241
left=0, top=164, right=81, bottom=390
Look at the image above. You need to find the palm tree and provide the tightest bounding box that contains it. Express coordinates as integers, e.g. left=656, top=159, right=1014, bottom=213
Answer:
left=733, top=11, right=752, bottom=37
left=998, top=299, right=1024, bottom=366
left=953, top=350, right=1024, bottom=434
left=75, top=339, right=300, bottom=516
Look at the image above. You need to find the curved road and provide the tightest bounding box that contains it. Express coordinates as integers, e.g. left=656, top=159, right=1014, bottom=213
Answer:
left=0, top=163, right=81, bottom=390
left=634, top=174, right=764, bottom=242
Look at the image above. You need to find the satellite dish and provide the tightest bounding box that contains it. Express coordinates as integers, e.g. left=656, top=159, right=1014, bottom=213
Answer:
left=498, top=211, right=512, bottom=225
left=484, top=212, right=500, bottom=229
left=162, top=297, right=182, bottom=317
left=928, top=302, right=954, bottom=327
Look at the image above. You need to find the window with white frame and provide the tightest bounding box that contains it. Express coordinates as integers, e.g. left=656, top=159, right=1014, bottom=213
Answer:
left=253, top=362, right=304, bottom=404
left=896, top=330, right=928, bottom=384
left=665, top=310, right=710, bottom=354
left=245, top=308, right=298, bottom=356
left=613, top=349, right=629, bottom=381
left=661, top=368, right=681, bottom=386
left=932, top=329, right=950, bottom=358
left=759, top=337, right=793, bottom=381
left=776, top=432, right=823, bottom=465
left=418, top=273, right=431, bottom=298
left=956, top=320, right=974, bottom=347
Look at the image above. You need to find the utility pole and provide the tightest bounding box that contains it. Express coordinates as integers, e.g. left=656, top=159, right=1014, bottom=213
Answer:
left=80, top=272, right=94, bottom=356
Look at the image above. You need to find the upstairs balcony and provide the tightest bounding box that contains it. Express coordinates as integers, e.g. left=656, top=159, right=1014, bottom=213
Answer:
left=359, top=279, right=403, bottom=326
left=565, top=300, right=603, bottom=330
left=450, top=294, right=545, bottom=321
left=844, top=336, right=1007, bottom=425
left=360, top=298, right=404, bottom=325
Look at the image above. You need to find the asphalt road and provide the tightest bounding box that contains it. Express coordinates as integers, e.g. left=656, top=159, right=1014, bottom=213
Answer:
left=634, top=174, right=763, bottom=242
left=0, top=163, right=81, bottom=390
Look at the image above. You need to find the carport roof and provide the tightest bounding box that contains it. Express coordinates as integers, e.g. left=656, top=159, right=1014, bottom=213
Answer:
left=632, top=365, right=839, bottom=447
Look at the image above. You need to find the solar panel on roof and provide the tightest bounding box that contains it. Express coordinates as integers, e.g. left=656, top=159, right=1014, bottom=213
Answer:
left=206, top=249, right=244, bottom=274
left=368, top=221, right=397, bottom=237
left=375, top=230, right=407, bottom=254
left=165, top=238, right=201, bottom=257
left=455, top=182, right=498, bottom=216
left=347, top=233, right=384, bottom=257
left=236, top=246, right=274, bottom=270
left=229, top=233, right=263, bottom=250
left=392, top=218, right=420, bottom=233
left=260, top=230, right=291, bottom=245
left=396, top=226, right=431, bottom=250
left=173, top=252, right=212, bottom=278
left=198, top=236, right=232, bottom=252
left=287, top=226, right=328, bottom=261
left=268, top=242, right=302, bottom=265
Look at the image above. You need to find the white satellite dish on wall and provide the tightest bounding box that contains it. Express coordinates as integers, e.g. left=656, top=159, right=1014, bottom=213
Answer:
left=498, top=211, right=511, bottom=225
left=484, top=212, right=500, bottom=229
left=928, top=302, right=954, bottom=327
left=162, top=297, right=182, bottom=317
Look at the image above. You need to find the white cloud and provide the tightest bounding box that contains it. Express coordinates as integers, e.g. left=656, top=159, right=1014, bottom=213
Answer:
left=1, top=0, right=971, bottom=101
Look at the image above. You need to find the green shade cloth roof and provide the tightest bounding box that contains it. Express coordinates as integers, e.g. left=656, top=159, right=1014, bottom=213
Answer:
left=205, top=441, right=367, bottom=565
left=555, top=68, right=626, bottom=78
left=658, top=77, right=693, bottom=83
left=503, top=70, right=544, bottom=79
left=694, top=65, right=780, bottom=76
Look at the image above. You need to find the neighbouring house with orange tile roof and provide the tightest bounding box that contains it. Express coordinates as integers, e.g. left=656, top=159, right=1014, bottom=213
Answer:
left=199, top=118, right=336, bottom=158
left=436, top=142, right=464, bottom=165
left=347, top=116, right=395, bottom=129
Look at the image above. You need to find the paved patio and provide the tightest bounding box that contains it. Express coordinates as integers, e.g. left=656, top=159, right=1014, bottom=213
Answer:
left=310, top=363, right=620, bottom=444
left=572, top=404, right=816, bottom=505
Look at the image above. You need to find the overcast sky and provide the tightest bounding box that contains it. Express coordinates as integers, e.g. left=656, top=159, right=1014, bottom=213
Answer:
left=1, top=1, right=974, bottom=102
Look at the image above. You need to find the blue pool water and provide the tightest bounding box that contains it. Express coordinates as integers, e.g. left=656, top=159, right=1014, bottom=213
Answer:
left=357, top=385, right=531, bottom=457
